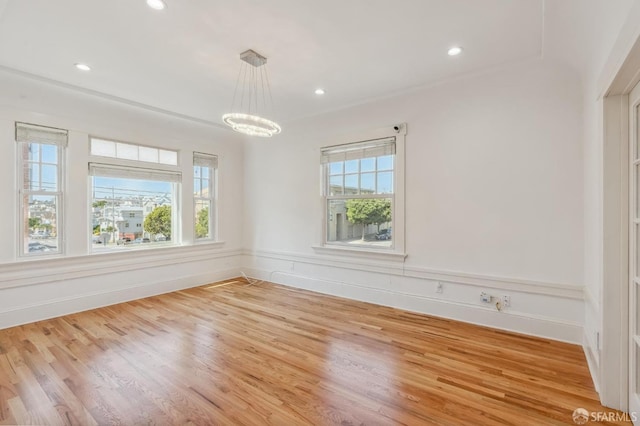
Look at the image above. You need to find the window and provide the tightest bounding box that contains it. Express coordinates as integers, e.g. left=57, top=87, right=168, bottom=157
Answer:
left=90, top=138, right=178, bottom=166
left=193, top=153, right=217, bottom=241
left=322, top=133, right=403, bottom=251
left=89, top=163, right=181, bottom=251
left=16, top=122, right=67, bottom=257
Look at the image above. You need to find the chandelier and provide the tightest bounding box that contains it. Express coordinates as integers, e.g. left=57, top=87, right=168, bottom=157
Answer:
left=222, top=49, right=281, bottom=137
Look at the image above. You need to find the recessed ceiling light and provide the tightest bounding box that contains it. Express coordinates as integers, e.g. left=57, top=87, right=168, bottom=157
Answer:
left=146, top=0, right=166, bottom=10
left=448, top=46, right=463, bottom=56
left=75, top=63, right=91, bottom=71
left=315, top=88, right=325, bottom=95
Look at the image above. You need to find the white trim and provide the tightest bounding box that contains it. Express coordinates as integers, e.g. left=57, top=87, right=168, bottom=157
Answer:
left=250, top=248, right=584, bottom=299
left=0, top=268, right=240, bottom=330
left=585, top=333, right=602, bottom=394
left=243, top=266, right=583, bottom=344
left=0, top=243, right=235, bottom=290
left=629, top=79, right=640, bottom=417
left=585, top=287, right=599, bottom=310
left=311, top=245, right=407, bottom=262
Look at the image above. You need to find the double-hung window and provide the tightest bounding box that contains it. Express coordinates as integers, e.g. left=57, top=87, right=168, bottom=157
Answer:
left=89, top=137, right=181, bottom=251
left=322, top=136, right=397, bottom=249
left=193, top=153, right=218, bottom=241
left=16, top=122, right=67, bottom=257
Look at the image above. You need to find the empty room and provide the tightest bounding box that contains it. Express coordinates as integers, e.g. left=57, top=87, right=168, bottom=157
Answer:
left=1, top=0, right=640, bottom=425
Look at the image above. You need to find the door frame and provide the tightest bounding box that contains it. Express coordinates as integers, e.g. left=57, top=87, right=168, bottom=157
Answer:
left=629, top=81, right=640, bottom=419
left=601, top=27, right=640, bottom=412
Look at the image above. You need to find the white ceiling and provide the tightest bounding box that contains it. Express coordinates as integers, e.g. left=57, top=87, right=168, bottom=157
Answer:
left=0, top=0, right=544, bottom=126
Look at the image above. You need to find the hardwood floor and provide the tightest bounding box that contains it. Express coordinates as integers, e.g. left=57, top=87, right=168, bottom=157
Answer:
left=0, top=278, right=630, bottom=425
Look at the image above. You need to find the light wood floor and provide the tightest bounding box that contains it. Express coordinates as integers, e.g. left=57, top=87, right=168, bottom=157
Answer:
left=0, top=278, right=630, bottom=425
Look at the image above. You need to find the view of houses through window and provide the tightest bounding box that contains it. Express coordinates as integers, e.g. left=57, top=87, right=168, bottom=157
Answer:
left=17, top=126, right=220, bottom=258
left=322, top=137, right=395, bottom=248
left=90, top=175, right=176, bottom=251
left=17, top=123, right=67, bottom=256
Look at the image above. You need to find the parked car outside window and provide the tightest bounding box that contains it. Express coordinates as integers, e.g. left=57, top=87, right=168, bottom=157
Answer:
left=376, top=228, right=392, bottom=240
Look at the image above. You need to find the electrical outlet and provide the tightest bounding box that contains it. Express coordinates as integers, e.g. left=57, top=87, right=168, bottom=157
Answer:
left=480, top=292, right=492, bottom=303
left=502, top=295, right=511, bottom=307
left=436, top=282, right=443, bottom=293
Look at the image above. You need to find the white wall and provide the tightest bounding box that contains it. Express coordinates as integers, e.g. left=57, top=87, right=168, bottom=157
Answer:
left=568, top=0, right=640, bottom=409
left=542, top=0, right=640, bottom=395
left=0, top=69, right=245, bottom=328
left=243, top=58, right=586, bottom=343
left=576, top=3, right=636, bottom=379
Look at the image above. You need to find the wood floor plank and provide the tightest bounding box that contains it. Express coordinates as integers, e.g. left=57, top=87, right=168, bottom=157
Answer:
left=0, top=278, right=631, bottom=425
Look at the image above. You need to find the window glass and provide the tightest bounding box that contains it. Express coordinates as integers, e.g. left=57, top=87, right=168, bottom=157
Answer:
left=90, top=138, right=178, bottom=166
left=322, top=137, right=396, bottom=249
left=17, top=122, right=67, bottom=258
left=193, top=153, right=217, bottom=241
left=90, top=175, right=176, bottom=251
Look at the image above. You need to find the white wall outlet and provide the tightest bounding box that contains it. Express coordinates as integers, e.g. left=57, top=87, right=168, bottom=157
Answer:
left=480, top=292, right=492, bottom=303
left=502, top=295, right=511, bottom=307
left=436, top=282, right=443, bottom=293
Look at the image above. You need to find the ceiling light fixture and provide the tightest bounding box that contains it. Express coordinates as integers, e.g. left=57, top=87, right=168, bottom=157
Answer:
left=315, top=88, right=325, bottom=95
left=448, top=46, right=463, bottom=56
left=146, top=0, right=166, bottom=10
left=75, top=63, right=91, bottom=71
left=223, top=49, right=281, bottom=137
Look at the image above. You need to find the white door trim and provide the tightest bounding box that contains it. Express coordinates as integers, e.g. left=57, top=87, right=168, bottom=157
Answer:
left=629, top=81, right=640, bottom=421
left=600, top=7, right=640, bottom=413
left=602, top=94, right=630, bottom=411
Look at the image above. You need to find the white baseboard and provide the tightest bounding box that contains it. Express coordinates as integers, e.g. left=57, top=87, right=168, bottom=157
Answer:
left=584, top=333, right=601, bottom=395
left=0, top=268, right=240, bottom=329
left=242, top=266, right=583, bottom=344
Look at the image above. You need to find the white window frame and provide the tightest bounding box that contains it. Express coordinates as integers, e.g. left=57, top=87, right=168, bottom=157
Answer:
left=193, top=152, right=218, bottom=242
left=16, top=122, right=67, bottom=258
left=316, top=124, right=407, bottom=259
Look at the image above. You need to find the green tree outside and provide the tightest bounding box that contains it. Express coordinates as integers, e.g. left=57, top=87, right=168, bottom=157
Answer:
left=28, top=217, right=41, bottom=230
left=144, top=205, right=171, bottom=239
left=195, top=207, right=209, bottom=238
left=345, top=198, right=391, bottom=240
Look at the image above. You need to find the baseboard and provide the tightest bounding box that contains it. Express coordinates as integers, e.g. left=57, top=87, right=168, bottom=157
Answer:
left=0, top=268, right=240, bottom=330
left=242, top=266, right=583, bottom=344
left=584, top=333, right=601, bottom=395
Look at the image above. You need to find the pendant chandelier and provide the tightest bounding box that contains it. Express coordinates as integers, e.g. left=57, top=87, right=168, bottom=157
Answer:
left=222, top=49, right=281, bottom=137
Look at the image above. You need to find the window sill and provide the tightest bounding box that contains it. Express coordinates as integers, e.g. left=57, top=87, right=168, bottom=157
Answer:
left=194, top=239, right=225, bottom=247
left=311, top=245, right=407, bottom=262
left=88, top=240, right=225, bottom=256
